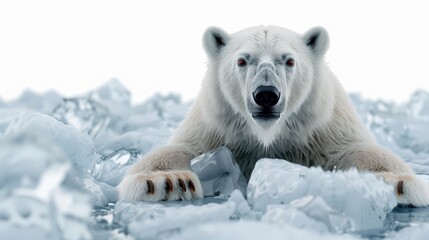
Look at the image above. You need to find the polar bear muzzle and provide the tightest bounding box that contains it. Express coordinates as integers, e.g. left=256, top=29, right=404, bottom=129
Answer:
left=253, top=86, right=280, bottom=108
left=250, top=86, right=281, bottom=121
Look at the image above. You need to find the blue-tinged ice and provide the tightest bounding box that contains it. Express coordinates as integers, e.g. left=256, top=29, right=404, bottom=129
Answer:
left=191, top=147, right=248, bottom=197
left=0, top=121, right=92, bottom=239
left=165, top=221, right=360, bottom=240
left=114, top=190, right=249, bottom=239
left=247, top=159, right=397, bottom=233
left=1, top=112, right=98, bottom=173
left=1, top=90, right=62, bottom=114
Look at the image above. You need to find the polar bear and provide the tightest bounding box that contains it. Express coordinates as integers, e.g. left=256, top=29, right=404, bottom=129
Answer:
left=119, top=25, right=429, bottom=206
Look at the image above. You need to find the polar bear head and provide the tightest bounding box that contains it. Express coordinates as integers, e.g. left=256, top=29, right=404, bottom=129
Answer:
left=203, top=26, right=330, bottom=145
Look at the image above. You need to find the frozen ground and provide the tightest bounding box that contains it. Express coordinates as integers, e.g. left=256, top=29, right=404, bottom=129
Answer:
left=1, top=79, right=429, bottom=239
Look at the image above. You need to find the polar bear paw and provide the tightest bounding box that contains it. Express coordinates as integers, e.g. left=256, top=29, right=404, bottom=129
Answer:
left=376, top=172, right=429, bottom=207
left=118, top=170, right=203, bottom=201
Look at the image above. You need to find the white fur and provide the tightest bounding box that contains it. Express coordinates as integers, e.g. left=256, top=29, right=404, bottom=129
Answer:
left=118, top=25, right=429, bottom=206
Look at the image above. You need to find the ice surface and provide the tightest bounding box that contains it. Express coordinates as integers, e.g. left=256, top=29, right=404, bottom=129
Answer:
left=113, top=190, right=250, bottom=239
left=127, top=201, right=235, bottom=238
left=389, top=223, right=429, bottom=240
left=165, top=221, right=360, bottom=240
left=1, top=80, right=429, bottom=239
left=248, top=159, right=397, bottom=233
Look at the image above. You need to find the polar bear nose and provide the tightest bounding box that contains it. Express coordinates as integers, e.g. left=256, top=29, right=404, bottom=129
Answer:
left=253, top=86, right=280, bottom=107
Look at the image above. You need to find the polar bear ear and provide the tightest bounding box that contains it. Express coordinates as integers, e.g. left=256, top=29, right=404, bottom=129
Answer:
left=303, top=26, right=330, bottom=58
left=203, top=26, right=230, bottom=58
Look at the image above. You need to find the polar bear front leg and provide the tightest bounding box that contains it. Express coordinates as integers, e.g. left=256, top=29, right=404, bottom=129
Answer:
left=118, top=145, right=203, bottom=201
left=330, top=143, right=429, bottom=207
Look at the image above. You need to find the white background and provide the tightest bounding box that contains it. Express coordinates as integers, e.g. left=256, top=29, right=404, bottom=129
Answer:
left=1, top=0, right=428, bottom=103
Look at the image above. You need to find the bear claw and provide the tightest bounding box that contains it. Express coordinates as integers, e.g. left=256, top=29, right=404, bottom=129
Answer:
left=165, top=178, right=173, bottom=193
left=178, top=179, right=186, bottom=192
left=397, top=180, right=404, bottom=196
left=147, top=180, right=155, bottom=194
left=188, top=180, right=195, bottom=192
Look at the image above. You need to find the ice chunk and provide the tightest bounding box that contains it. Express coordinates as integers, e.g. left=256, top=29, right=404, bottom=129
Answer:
left=350, top=92, right=429, bottom=157
left=95, top=128, right=170, bottom=158
left=2, top=90, right=62, bottom=114
left=72, top=173, right=118, bottom=206
left=1, top=112, right=98, bottom=173
left=190, top=147, right=247, bottom=197
left=0, top=109, right=27, bottom=138
left=52, top=97, right=112, bottom=139
left=261, top=197, right=351, bottom=233
left=227, top=190, right=252, bottom=219
left=92, top=149, right=141, bottom=187
left=407, top=90, right=429, bottom=119
left=133, top=93, right=190, bottom=130
left=165, top=220, right=359, bottom=240
left=51, top=79, right=135, bottom=140
left=113, top=200, right=235, bottom=239
left=0, top=128, right=91, bottom=240
left=247, top=159, right=397, bottom=233
left=88, top=79, right=131, bottom=109
left=92, top=129, right=171, bottom=189
left=113, top=192, right=249, bottom=239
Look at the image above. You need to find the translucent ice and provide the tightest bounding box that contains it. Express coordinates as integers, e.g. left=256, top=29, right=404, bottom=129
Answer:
left=0, top=112, right=113, bottom=209
left=247, top=159, right=397, bottom=233
left=133, top=93, right=191, bottom=130
left=88, top=78, right=132, bottom=115
left=350, top=91, right=429, bottom=157
left=92, top=149, right=141, bottom=187
left=1, top=112, right=98, bottom=173
left=74, top=172, right=118, bottom=206
left=52, top=97, right=112, bottom=138
left=51, top=79, right=133, bottom=139
left=92, top=129, right=171, bottom=191
left=190, top=147, right=248, bottom=197
left=0, top=123, right=91, bottom=240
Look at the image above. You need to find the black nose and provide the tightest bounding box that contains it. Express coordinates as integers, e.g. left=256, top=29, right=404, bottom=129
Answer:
left=253, top=86, right=280, bottom=107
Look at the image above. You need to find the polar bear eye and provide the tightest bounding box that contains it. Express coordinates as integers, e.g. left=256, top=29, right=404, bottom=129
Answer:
left=286, top=59, right=295, bottom=67
left=237, top=58, right=247, bottom=67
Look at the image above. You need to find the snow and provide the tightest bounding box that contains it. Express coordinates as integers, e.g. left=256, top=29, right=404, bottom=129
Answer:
left=1, top=79, right=429, bottom=239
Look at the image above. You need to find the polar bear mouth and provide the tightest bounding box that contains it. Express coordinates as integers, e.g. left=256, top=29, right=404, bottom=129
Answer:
left=252, top=112, right=280, bottom=120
